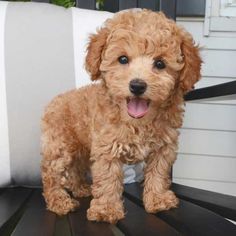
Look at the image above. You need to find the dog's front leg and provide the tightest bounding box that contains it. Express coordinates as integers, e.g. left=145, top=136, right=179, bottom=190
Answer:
left=143, top=145, right=179, bottom=213
left=87, top=144, right=124, bottom=224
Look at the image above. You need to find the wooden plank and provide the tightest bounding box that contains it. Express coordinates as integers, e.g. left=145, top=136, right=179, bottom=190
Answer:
left=105, top=0, right=205, bottom=16
left=183, top=103, right=236, bottom=131
left=177, top=20, right=236, bottom=51
left=176, top=0, right=205, bottom=17
left=119, top=0, right=138, bottom=10
left=194, top=78, right=236, bottom=105
left=173, top=178, right=236, bottom=198
left=76, top=0, right=96, bottom=10
left=117, top=197, right=179, bottom=236
left=210, top=16, right=236, bottom=32
left=178, top=129, right=236, bottom=157
left=31, top=0, right=50, bottom=3
left=124, top=183, right=236, bottom=236
left=174, top=154, right=236, bottom=182
left=185, top=81, right=236, bottom=101
left=0, top=188, right=32, bottom=235
left=0, top=189, right=6, bottom=195
left=159, top=0, right=176, bottom=20
left=195, top=78, right=236, bottom=90
left=69, top=197, right=115, bottom=236
left=172, top=183, right=236, bottom=221
left=103, top=0, right=119, bottom=13
left=201, top=50, right=236, bottom=78
left=11, top=189, right=56, bottom=236
left=54, top=215, right=72, bottom=236
left=138, top=0, right=159, bottom=11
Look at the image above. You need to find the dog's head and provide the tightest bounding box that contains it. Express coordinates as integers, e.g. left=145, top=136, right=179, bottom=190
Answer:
left=86, top=10, right=201, bottom=120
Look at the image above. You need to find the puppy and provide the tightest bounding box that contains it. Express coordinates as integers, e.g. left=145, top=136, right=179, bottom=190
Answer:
left=41, top=9, right=201, bottom=224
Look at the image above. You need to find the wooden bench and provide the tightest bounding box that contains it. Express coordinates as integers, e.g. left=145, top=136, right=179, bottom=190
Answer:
left=0, top=183, right=236, bottom=235
left=1, top=75, right=234, bottom=235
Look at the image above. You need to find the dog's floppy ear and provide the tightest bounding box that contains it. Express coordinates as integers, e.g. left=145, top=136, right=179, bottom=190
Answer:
left=85, top=28, right=109, bottom=81
left=179, top=32, right=202, bottom=93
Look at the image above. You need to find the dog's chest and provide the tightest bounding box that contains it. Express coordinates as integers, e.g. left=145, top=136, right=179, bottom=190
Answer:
left=117, top=129, right=156, bottom=164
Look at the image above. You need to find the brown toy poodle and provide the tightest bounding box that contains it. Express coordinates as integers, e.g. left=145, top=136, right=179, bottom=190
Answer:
left=41, top=9, right=201, bottom=224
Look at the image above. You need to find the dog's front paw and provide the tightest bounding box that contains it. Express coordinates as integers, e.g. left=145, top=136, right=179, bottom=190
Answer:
left=44, top=189, right=80, bottom=215
left=87, top=199, right=124, bottom=224
left=143, top=190, right=179, bottom=213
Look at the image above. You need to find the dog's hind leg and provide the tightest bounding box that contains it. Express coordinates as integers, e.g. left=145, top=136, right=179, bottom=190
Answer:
left=41, top=127, right=82, bottom=215
left=66, top=152, right=92, bottom=198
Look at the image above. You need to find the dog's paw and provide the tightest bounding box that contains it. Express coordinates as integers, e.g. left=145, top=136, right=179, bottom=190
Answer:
left=87, top=199, right=124, bottom=224
left=45, top=189, right=80, bottom=215
left=72, top=184, right=91, bottom=198
left=143, top=190, right=179, bottom=213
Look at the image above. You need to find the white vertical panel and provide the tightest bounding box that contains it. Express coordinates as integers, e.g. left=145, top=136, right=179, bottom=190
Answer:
left=71, top=8, right=113, bottom=88
left=0, top=2, right=11, bottom=186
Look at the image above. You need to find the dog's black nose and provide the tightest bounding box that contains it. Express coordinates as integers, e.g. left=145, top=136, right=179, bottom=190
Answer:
left=129, top=79, right=147, bottom=96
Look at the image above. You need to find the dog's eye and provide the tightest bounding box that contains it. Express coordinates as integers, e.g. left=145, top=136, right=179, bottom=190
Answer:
left=154, top=59, right=166, bottom=69
left=118, top=56, right=129, bottom=64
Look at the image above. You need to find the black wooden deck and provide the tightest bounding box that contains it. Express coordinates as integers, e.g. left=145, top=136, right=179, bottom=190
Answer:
left=1, top=183, right=236, bottom=236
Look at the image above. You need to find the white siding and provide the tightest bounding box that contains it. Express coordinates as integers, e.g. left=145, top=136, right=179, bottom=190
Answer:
left=174, top=17, right=236, bottom=196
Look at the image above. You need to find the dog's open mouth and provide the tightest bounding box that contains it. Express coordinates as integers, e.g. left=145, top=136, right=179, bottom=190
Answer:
left=127, top=97, right=150, bottom=119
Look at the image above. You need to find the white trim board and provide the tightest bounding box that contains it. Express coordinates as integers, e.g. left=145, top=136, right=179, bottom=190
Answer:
left=0, top=1, right=11, bottom=186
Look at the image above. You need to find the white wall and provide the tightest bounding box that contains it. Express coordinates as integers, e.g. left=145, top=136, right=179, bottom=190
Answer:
left=173, top=17, right=236, bottom=196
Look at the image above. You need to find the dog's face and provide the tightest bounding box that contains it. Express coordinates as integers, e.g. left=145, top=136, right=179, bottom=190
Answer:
left=86, top=10, right=201, bottom=120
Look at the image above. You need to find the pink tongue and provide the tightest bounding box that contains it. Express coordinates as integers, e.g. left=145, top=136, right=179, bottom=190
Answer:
left=127, top=98, right=149, bottom=118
